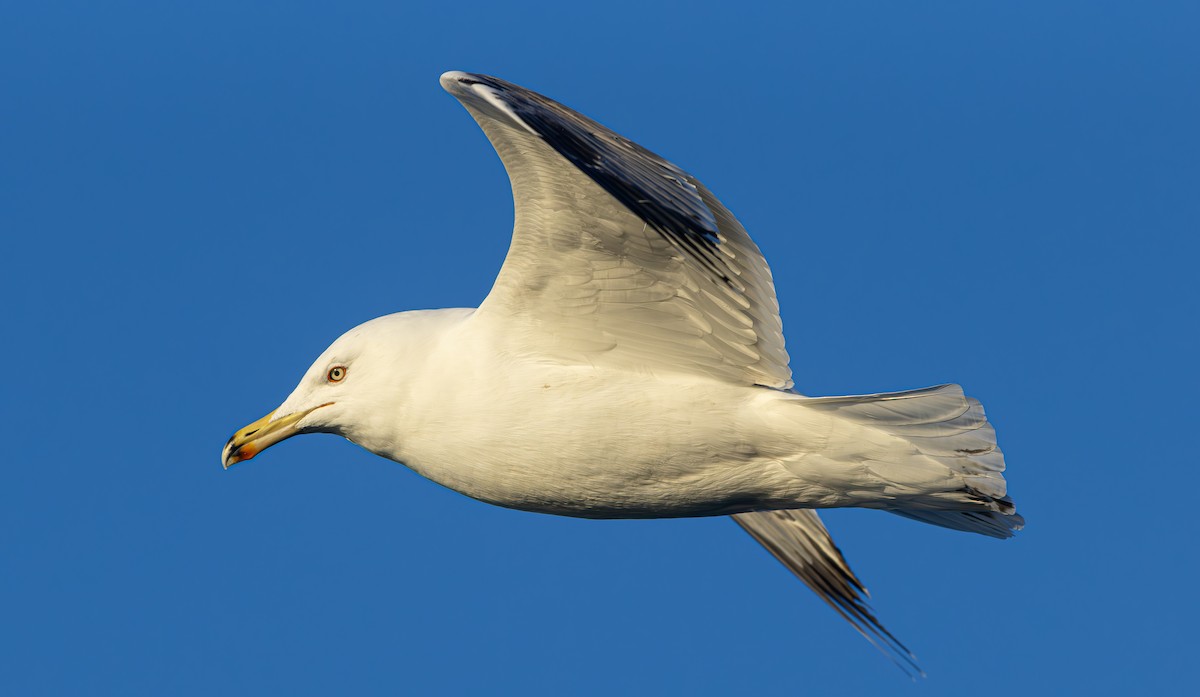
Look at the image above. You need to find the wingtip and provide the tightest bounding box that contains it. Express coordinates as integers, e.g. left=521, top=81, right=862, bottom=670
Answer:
left=439, top=70, right=474, bottom=94
left=440, top=72, right=540, bottom=136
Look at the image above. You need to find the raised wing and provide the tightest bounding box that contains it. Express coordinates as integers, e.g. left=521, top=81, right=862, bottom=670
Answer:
left=732, top=509, right=923, bottom=677
left=440, top=71, right=792, bottom=389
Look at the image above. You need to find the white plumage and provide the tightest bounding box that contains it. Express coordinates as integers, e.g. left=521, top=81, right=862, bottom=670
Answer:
left=223, top=72, right=1022, bottom=674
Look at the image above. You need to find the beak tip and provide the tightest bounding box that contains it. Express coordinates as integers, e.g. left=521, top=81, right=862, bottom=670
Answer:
left=222, top=442, right=258, bottom=469
left=222, top=449, right=246, bottom=470
left=225, top=405, right=308, bottom=472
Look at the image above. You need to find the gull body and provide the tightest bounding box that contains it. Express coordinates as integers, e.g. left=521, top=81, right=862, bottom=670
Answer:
left=271, top=309, right=995, bottom=522
left=224, top=72, right=1022, bottom=672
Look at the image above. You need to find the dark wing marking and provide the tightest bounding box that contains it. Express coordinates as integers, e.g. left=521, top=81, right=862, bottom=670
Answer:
left=732, top=510, right=924, bottom=678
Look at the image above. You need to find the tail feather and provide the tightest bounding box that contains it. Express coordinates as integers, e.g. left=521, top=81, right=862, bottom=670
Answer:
left=801, top=384, right=1021, bottom=533
left=891, top=508, right=1024, bottom=539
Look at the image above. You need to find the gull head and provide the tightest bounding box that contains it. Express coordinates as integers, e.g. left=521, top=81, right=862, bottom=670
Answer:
left=221, top=310, right=461, bottom=469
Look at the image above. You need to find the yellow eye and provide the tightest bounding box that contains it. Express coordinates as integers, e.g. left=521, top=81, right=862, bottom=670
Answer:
left=327, top=366, right=347, bottom=383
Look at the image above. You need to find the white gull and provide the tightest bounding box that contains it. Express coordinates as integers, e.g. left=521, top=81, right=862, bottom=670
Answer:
left=223, top=71, right=1022, bottom=674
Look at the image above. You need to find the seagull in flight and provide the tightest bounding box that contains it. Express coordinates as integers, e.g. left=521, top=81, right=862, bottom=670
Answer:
left=224, top=71, right=1022, bottom=674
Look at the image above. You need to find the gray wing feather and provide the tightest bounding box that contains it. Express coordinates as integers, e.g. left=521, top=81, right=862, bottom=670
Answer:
left=732, top=509, right=924, bottom=677
left=441, top=71, right=792, bottom=389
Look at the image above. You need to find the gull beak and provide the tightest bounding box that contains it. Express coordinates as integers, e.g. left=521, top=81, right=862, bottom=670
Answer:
left=222, top=404, right=329, bottom=469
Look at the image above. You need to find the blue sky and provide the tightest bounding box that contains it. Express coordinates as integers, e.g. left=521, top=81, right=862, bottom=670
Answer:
left=2, top=1, right=1197, bottom=694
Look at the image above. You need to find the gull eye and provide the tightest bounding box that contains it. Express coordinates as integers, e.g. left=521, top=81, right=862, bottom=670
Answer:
left=327, top=366, right=347, bottom=383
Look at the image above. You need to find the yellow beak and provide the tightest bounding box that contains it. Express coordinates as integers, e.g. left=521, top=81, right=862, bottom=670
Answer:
left=222, top=404, right=329, bottom=469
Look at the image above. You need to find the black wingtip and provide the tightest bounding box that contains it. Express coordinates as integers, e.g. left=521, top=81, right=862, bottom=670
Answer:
left=444, top=71, right=739, bottom=286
